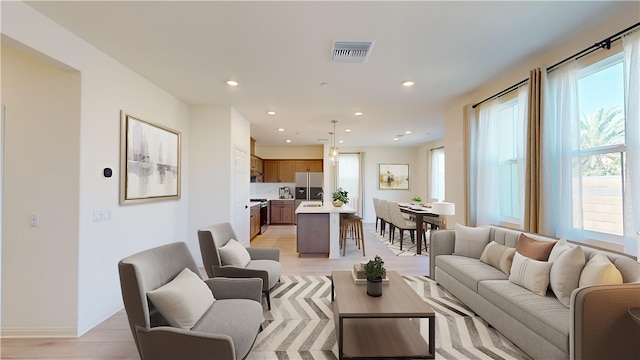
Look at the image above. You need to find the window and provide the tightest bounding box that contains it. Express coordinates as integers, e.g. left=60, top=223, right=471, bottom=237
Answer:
left=430, top=147, right=444, bottom=202
left=337, top=153, right=362, bottom=213
left=496, top=99, right=521, bottom=220
left=576, top=53, right=626, bottom=239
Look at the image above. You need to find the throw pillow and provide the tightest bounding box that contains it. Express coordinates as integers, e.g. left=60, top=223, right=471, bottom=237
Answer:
left=509, top=252, right=553, bottom=296
left=548, top=237, right=572, bottom=263
left=147, top=268, right=215, bottom=329
left=515, top=234, right=556, bottom=261
left=480, top=241, right=516, bottom=275
left=218, top=239, right=251, bottom=267
left=549, top=245, right=585, bottom=307
left=454, top=224, right=491, bottom=259
left=579, top=252, right=623, bottom=287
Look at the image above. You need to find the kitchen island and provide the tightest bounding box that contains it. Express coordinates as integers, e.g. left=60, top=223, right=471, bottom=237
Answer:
left=295, top=201, right=356, bottom=258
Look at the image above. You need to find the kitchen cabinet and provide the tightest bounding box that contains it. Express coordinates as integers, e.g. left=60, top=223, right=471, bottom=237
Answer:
left=263, top=160, right=295, bottom=183
left=270, top=200, right=295, bottom=224
left=295, top=160, right=323, bottom=172
left=250, top=204, right=261, bottom=239
left=250, top=155, right=263, bottom=174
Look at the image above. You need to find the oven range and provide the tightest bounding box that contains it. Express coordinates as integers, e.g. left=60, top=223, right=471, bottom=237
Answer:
left=250, top=199, right=269, bottom=234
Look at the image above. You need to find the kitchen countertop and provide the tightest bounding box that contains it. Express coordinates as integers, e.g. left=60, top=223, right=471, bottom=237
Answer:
left=295, top=201, right=356, bottom=214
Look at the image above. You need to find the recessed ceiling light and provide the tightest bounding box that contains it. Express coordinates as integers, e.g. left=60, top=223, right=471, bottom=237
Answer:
left=267, top=111, right=276, bottom=116
left=354, top=112, right=363, bottom=116
left=321, top=82, right=329, bottom=87
left=226, top=80, right=238, bottom=86
left=405, top=130, right=412, bottom=134
left=286, top=139, right=291, bottom=143
left=339, top=140, right=344, bottom=144
left=345, top=129, right=352, bottom=133
left=402, top=80, right=415, bottom=87
left=393, top=137, right=400, bottom=141
left=277, top=128, right=285, bottom=132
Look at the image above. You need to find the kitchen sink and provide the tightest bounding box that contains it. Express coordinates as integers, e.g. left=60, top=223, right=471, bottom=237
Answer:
left=303, top=204, right=323, bottom=207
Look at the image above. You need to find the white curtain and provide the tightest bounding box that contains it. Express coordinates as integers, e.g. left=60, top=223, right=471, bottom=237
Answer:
left=622, top=30, right=640, bottom=256
left=541, top=61, right=583, bottom=240
left=337, top=153, right=363, bottom=215
left=471, top=88, right=527, bottom=227
left=474, top=99, right=500, bottom=225
left=430, top=147, right=445, bottom=202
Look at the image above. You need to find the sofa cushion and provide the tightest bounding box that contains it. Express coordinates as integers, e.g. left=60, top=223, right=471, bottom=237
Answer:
left=579, top=252, right=623, bottom=287
left=218, top=239, right=251, bottom=267
left=548, top=237, right=572, bottom=262
left=478, top=280, right=570, bottom=353
left=192, top=298, right=263, bottom=360
left=516, top=233, right=556, bottom=261
left=436, top=255, right=507, bottom=292
left=454, top=224, right=491, bottom=259
left=509, top=252, right=552, bottom=296
left=480, top=241, right=516, bottom=275
left=550, top=245, right=585, bottom=307
left=147, top=268, right=215, bottom=329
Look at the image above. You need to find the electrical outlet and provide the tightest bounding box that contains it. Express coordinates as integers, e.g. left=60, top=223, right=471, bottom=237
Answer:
left=30, top=213, right=40, bottom=227
left=93, top=209, right=113, bottom=222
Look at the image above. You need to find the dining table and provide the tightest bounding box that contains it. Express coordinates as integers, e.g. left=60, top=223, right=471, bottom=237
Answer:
left=398, top=203, right=441, bottom=255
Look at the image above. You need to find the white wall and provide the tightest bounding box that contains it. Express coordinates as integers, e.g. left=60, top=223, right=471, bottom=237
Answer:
left=329, top=146, right=424, bottom=224
left=2, top=2, right=191, bottom=336
left=442, top=4, right=640, bottom=230
left=255, top=145, right=323, bottom=159
left=1, top=45, right=81, bottom=337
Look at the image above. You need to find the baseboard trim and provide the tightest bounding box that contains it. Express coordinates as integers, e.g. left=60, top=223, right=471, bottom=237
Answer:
left=0, top=327, right=77, bottom=338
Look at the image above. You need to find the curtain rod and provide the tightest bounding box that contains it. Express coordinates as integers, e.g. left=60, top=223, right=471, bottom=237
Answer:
left=430, top=146, right=444, bottom=151
left=472, top=21, right=640, bottom=109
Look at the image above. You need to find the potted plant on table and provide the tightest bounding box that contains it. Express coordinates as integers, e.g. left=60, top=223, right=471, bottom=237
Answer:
left=364, top=255, right=386, bottom=297
left=411, top=196, right=422, bottom=205
left=332, top=188, right=349, bottom=207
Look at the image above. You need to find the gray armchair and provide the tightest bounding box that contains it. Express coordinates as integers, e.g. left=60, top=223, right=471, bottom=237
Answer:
left=198, top=222, right=281, bottom=310
left=118, top=242, right=264, bottom=360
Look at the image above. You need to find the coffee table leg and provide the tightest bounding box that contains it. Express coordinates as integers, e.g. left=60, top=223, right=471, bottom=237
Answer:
left=331, top=275, right=334, bottom=302
left=429, top=316, right=435, bottom=358
left=339, top=316, right=344, bottom=359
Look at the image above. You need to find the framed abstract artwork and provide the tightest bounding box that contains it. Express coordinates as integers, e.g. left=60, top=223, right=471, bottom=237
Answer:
left=120, top=111, right=181, bottom=204
left=379, top=163, right=409, bottom=190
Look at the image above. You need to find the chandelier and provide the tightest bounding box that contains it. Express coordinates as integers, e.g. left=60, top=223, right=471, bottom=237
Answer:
left=329, top=120, right=339, bottom=166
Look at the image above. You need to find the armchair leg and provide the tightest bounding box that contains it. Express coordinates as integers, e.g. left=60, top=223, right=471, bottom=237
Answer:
left=265, top=290, right=271, bottom=310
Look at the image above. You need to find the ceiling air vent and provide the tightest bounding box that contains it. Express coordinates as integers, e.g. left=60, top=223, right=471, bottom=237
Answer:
left=332, top=41, right=375, bottom=63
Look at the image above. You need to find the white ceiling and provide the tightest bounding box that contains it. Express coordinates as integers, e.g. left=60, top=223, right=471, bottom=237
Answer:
left=25, top=1, right=633, bottom=147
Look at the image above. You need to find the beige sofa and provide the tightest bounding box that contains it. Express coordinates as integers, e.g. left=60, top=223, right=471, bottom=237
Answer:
left=430, top=225, right=640, bottom=359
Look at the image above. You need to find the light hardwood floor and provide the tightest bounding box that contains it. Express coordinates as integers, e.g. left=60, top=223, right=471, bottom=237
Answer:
left=1, top=222, right=430, bottom=359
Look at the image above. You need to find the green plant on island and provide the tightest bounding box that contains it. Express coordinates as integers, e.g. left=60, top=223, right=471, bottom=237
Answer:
left=364, top=255, right=386, bottom=281
left=411, top=196, right=422, bottom=203
left=332, top=188, right=349, bottom=204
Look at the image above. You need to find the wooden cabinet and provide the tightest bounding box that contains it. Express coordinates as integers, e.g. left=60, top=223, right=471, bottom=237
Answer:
left=250, top=204, right=261, bottom=239
left=250, top=155, right=263, bottom=174
left=263, top=160, right=295, bottom=183
left=270, top=200, right=295, bottom=224
left=296, top=213, right=330, bottom=256
left=295, top=160, right=323, bottom=172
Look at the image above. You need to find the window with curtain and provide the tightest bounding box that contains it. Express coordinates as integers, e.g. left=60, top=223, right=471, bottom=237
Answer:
left=430, top=147, right=445, bottom=202
left=472, top=87, right=527, bottom=226
left=543, top=29, right=639, bottom=255
left=337, top=153, right=362, bottom=214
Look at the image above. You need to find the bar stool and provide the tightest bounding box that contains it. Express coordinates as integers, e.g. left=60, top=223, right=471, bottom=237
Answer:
left=341, top=215, right=365, bottom=256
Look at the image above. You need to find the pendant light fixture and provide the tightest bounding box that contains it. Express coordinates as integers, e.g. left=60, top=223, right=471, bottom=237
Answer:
left=329, top=120, right=339, bottom=166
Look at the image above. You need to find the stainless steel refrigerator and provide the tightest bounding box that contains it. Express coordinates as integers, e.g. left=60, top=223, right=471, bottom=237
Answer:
left=294, top=171, right=323, bottom=214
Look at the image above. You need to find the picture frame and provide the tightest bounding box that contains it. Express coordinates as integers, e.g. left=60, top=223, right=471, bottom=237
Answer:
left=379, top=163, right=409, bottom=190
left=120, top=111, right=181, bottom=204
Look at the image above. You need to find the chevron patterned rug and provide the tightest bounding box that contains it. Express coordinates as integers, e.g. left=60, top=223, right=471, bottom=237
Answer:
left=369, top=228, right=429, bottom=256
left=247, top=275, right=530, bottom=360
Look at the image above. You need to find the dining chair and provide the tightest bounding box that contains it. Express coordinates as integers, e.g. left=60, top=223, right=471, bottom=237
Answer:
left=379, top=199, right=394, bottom=238
left=388, top=201, right=417, bottom=250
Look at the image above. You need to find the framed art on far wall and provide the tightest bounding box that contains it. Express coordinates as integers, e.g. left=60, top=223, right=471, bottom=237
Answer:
left=379, top=163, right=409, bottom=190
left=120, top=111, right=181, bottom=204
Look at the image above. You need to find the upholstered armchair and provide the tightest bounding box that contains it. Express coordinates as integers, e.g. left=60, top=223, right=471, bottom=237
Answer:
left=118, top=242, right=264, bottom=360
left=198, top=222, right=281, bottom=310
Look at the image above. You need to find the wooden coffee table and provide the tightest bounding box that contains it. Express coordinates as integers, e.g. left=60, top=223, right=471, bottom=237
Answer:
left=331, top=270, right=435, bottom=359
